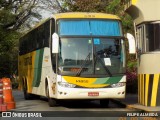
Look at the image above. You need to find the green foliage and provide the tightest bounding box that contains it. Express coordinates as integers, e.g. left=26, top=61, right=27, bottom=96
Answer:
left=0, top=6, right=18, bottom=77
left=106, top=0, right=122, bottom=14
left=127, top=61, right=137, bottom=70
left=0, top=0, right=40, bottom=78
left=105, top=0, right=134, bottom=33
left=64, top=0, right=108, bottom=12
left=0, top=10, right=16, bottom=26
left=0, top=28, right=20, bottom=78
left=121, top=14, right=134, bottom=33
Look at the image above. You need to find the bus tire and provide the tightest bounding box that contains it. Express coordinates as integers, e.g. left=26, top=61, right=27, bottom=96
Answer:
left=100, top=99, right=109, bottom=107
left=46, top=82, right=57, bottom=107
left=23, top=80, right=32, bottom=100
left=48, top=98, right=57, bottom=107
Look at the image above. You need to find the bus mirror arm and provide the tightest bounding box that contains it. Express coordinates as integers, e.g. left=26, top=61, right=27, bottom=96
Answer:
left=52, top=33, right=59, bottom=53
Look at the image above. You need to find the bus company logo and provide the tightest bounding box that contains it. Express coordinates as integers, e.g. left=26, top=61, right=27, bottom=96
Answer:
left=24, top=57, right=32, bottom=66
left=2, top=112, right=11, bottom=117
left=76, top=80, right=89, bottom=83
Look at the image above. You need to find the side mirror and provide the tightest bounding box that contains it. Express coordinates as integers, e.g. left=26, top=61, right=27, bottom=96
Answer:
left=126, top=33, right=136, bottom=54
left=52, top=33, right=59, bottom=53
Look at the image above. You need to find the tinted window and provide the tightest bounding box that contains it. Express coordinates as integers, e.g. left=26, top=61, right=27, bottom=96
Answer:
left=19, top=20, right=51, bottom=55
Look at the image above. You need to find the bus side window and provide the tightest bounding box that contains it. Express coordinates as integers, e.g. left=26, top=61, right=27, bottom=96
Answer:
left=35, top=24, right=44, bottom=50
left=44, top=20, right=50, bottom=47
left=32, top=30, right=36, bottom=51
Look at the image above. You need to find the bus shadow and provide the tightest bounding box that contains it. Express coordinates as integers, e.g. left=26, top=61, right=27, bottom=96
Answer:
left=57, top=100, right=126, bottom=109
left=39, top=98, right=126, bottom=109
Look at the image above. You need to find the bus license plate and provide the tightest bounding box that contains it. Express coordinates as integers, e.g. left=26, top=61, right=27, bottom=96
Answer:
left=88, top=92, right=99, bottom=96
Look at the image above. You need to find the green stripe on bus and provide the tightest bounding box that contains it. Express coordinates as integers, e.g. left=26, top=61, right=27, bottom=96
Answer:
left=94, top=76, right=123, bottom=84
left=104, top=76, right=123, bottom=84
left=32, top=49, right=44, bottom=87
left=93, top=78, right=110, bottom=84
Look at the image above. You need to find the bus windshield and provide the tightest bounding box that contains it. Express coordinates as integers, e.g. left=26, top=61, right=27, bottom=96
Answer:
left=58, top=37, right=125, bottom=77
left=56, top=19, right=125, bottom=77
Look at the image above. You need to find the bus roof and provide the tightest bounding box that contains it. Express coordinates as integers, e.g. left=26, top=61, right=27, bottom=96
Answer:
left=53, top=12, right=120, bottom=20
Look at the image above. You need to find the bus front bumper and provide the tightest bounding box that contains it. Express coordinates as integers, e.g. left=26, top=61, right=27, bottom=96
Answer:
left=54, top=86, right=126, bottom=99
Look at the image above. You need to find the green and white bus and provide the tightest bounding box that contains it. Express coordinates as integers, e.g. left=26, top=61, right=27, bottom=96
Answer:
left=18, top=12, right=135, bottom=107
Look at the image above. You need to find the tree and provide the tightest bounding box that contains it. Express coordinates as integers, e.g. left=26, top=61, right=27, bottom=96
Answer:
left=39, top=0, right=67, bottom=13
left=40, top=0, right=109, bottom=13
left=105, top=0, right=134, bottom=33
left=0, top=0, right=41, bottom=77
left=0, top=0, right=41, bottom=30
left=63, top=0, right=108, bottom=12
left=0, top=26, right=20, bottom=77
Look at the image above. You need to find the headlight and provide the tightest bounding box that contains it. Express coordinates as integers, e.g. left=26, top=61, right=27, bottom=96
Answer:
left=111, top=82, right=125, bottom=88
left=58, top=82, right=76, bottom=88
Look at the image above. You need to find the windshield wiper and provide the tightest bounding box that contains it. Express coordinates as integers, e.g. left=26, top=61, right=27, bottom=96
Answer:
left=76, top=53, right=112, bottom=77
left=94, top=54, right=112, bottom=77
left=76, top=53, right=91, bottom=76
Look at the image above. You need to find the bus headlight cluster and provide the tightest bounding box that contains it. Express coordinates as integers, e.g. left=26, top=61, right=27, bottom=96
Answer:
left=58, top=82, right=76, bottom=88
left=111, top=82, right=125, bottom=88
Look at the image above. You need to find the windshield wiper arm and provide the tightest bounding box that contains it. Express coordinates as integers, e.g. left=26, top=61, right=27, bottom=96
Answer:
left=76, top=53, right=91, bottom=76
left=94, top=54, right=112, bottom=77
left=76, top=52, right=112, bottom=77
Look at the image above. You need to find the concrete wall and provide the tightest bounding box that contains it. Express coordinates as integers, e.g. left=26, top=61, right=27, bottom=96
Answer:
left=126, top=0, right=160, bottom=25
left=138, top=52, right=160, bottom=74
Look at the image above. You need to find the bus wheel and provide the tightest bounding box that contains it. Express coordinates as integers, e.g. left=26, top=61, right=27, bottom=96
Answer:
left=48, top=98, right=56, bottom=107
left=100, top=99, right=109, bottom=107
left=23, top=81, right=32, bottom=100
left=46, top=83, right=57, bottom=107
